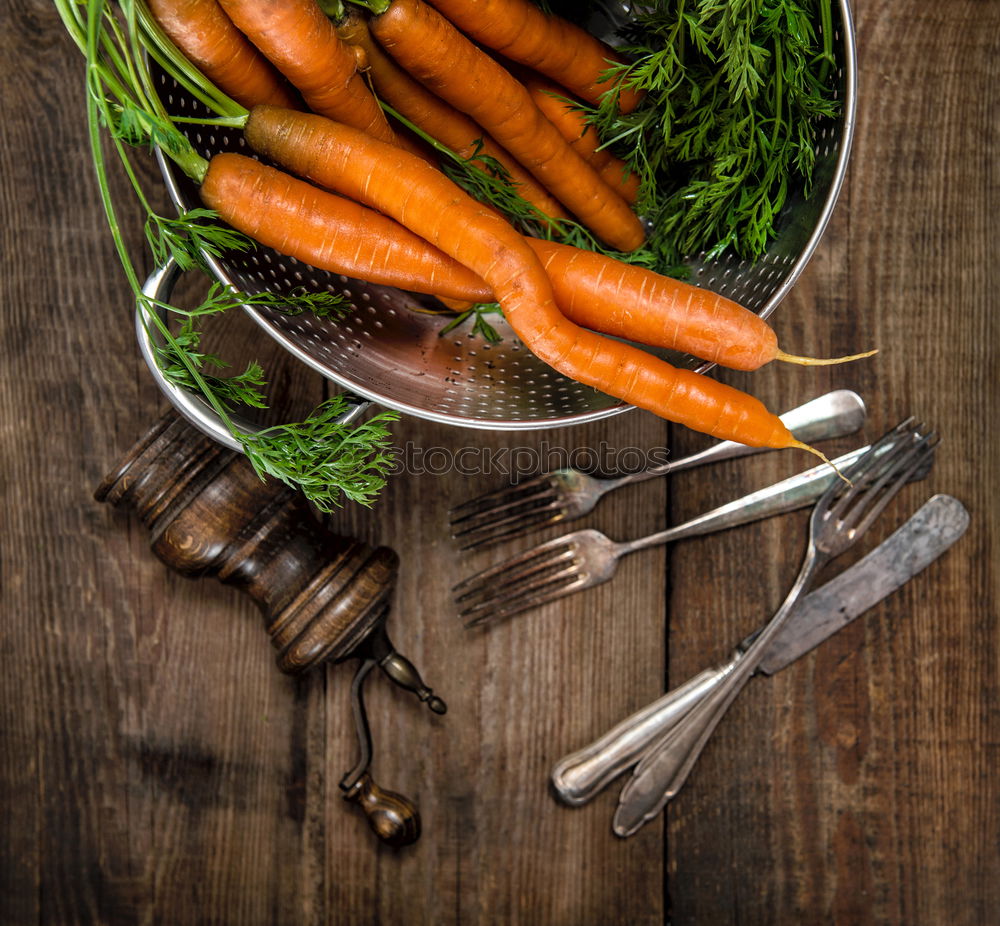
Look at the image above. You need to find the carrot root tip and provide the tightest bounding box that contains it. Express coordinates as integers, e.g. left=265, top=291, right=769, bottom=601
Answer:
left=776, top=347, right=879, bottom=366
left=791, top=440, right=853, bottom=486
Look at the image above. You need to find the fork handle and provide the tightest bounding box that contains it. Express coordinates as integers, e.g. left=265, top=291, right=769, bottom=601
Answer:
left=613, top=549, right=820, bottom=836
left=617, top=445, right=868, bottom=556
left=550, top=658, right=739, bottom=806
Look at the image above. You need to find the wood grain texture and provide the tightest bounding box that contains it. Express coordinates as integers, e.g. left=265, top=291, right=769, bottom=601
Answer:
left=1, top=0, right=997, bottom=923
left=661, top=1, right=1000, bottom=922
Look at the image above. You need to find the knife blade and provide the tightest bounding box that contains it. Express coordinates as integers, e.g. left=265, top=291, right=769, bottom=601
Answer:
left=758, top=492, right=969, bottom=672
left=550, top=494, right=970, bottom=809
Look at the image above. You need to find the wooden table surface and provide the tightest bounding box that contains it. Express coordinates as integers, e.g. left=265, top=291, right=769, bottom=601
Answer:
left=3, top=0, right=998, bottom=923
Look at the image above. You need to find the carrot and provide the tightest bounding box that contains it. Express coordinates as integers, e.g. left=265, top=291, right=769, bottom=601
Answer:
left=202, top=152, right=865, bottom=372
left=436, top=296, right=477, bottom=312
left=241, top=104, right=826, bottom=453
left=215, top=0, right=397, bottom=144
left=198, top=123, right=860, bottom=372
left=528, top=243, right=876, bottom=371
left=199, top=152, right=492, bottom=301
left=522, top=72, right=640, bottom=205
left=202, top=154, right=867, bottom=371
left=422, top=0, right=642, bottom=114
left=205, top=160, right=859, bottom=373
left=366, top=0, right=646, bottom=253
left=335, top=10, right=568, bottom=222
left=146, top=0, right=300, bottom=109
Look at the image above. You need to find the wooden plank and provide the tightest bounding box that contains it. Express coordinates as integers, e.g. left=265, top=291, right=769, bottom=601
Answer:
left=1, top=3, right=328, bottom=923
left=326, top=411, right=669, bottom=924
left=1, top=0, right=998, bottom=922
left=663, top=0, right=1000, bottom=922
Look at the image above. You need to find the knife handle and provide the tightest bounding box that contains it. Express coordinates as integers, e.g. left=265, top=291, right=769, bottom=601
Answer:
left=550, top=658, right=740, bottom=806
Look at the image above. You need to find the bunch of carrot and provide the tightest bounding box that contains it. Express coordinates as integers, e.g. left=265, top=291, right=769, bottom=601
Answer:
left=137, top=0, right=871, bottom=456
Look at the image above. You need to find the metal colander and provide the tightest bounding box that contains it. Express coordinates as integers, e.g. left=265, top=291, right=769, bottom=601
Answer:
left=144, top=0, right=856, bottom=436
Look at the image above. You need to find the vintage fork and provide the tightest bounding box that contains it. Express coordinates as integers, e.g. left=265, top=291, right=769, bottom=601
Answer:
left=448, top=391, right=866, bottom=550
left=453, top=434, right=916, bottom=628
left=611, top=420, right=936, bottom=837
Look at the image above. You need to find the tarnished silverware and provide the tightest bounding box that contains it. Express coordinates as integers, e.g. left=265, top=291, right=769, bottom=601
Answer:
left=449, top=391, right=866, bottom=550
left=454, top=430, right=932, bottom=628
left=613, top=420, right=937, bottom=836
left=550, top=493, right=967, bottom=808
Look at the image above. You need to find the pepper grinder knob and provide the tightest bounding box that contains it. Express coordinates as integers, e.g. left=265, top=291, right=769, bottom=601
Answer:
left=342, top=773, right=421, bottom=848
left=381, top=654, right=448, bottom=714
left=367, top=624, right=448, bottom=715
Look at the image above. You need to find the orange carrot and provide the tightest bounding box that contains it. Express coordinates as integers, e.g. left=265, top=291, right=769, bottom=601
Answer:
left=334, top=10, right=567, bottom=222
left=199, top=152, right=490, bottom=301
left=215, top=0, right=397, bottom=144
left=241, top=104, right=820, bottom=452
left=528, top=243, right=875, bottom=371
left=436, top=296, right=477, bottom=312
left=522, top=72, right=640, bottom=205
left=203, top=157, right=862, bottom=373
left=368, top=0, right=646, bottom=252
left=146, top=0, right=300, bottom=109
left=422, top=0, right=642, bottom=113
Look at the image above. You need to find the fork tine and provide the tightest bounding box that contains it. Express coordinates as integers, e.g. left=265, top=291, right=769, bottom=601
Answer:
left=462, top=569, right=588, bottom=627
left=848, top=436, right=937, bottom=536
left=455, top=551, right=576, bottom=613
left=483, top=542, right=577, bottom=590
left=460, top=559, right=579, bottom=615
left=824, top=418, right=920, bottom=515
left=455, top=500, right=567, bottom=551
left=452, top=537, right=573, bottom=598
left=836, top=430, right=924, bottom=523
left=451, top=485, right=558, bottom=530
left=448, top=474, right=553, bottom=522
left=456, top=551, right=577, bottom=615
left=449, top=490, right=558, bottom=537
left=451, top=488, right=559, bottom=535
left=821, top=424, right=935, bottom=555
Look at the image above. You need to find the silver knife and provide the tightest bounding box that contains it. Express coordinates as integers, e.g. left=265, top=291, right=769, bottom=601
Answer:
left=551, top=494, right=970, bottom=810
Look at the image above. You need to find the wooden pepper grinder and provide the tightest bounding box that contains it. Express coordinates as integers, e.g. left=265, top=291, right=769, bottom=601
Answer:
left=95, top=410, right=445, bottom=847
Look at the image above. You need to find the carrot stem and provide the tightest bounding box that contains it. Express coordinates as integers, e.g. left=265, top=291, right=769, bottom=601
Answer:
left=318, top=0, right=347, bottom=17
left=347, top=0, right=391, bottom=14
left=135, top=0, right=247, bottom=117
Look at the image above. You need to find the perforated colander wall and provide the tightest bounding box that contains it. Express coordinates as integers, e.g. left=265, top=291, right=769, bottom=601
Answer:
left=156, top=0, right=854, bottom=429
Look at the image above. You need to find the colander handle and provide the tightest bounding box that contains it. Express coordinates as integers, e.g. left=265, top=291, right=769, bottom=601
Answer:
left=137, top=258, right=370, bottom=451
